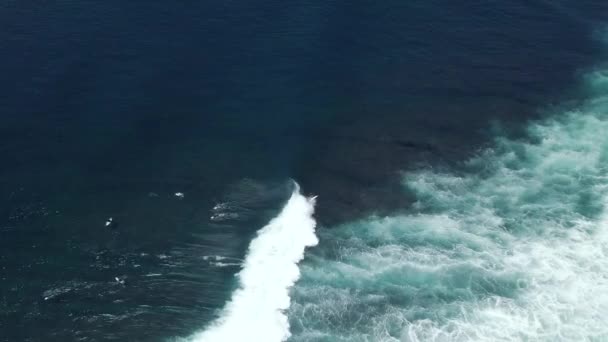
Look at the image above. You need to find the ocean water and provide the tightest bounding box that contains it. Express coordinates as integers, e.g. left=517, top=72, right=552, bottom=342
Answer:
left=1, top=1, right=608, bottom=341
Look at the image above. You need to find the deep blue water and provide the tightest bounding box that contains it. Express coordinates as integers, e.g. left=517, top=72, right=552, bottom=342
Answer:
left=1, top=1, right=608, bottom=341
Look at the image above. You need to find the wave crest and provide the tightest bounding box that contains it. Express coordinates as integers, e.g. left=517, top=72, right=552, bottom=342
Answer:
left=189, top=183, right=318, bottom=342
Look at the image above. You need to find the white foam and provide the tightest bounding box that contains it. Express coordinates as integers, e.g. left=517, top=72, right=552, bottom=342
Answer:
left=287, top=74, right=608, bottom=341
left=211, top=262, right=242, bottom=268
left=189, top=184, right=318, bottom=342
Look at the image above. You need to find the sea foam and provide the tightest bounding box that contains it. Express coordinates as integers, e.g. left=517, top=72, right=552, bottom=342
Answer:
left=189, top=183, right=318, bottom=342
left=287, top=69, right=608, bottom=341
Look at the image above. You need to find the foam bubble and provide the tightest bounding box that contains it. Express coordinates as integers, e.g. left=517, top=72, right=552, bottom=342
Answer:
left=188, top=183, right=318, bottom=342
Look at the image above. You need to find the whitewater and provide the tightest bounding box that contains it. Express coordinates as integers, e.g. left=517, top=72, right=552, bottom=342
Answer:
left=287, top=68, right=608, bottom=341
left=182, top=62, right=608, bottom=342
left=185, top=71, right=608, bottom=342
left=186, top=184, right=318, bottom=342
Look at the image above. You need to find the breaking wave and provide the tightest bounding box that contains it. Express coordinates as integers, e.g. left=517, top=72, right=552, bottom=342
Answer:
left=188, top=183, right=318, bottom=342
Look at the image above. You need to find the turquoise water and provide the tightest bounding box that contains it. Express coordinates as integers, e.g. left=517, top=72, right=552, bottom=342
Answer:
left=287, top=67, right=608, bottom=341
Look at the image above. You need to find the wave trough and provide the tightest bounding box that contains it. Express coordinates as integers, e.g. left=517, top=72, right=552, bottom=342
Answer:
left=189, top=183, right=318, bottom=342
